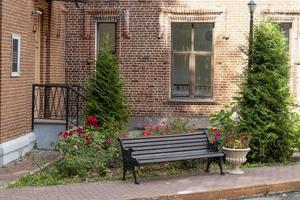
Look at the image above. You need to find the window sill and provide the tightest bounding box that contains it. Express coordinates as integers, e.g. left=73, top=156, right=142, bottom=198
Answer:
left=168, top=98, right=216, bottom=104
left=11, top=73, right=20, bottom=77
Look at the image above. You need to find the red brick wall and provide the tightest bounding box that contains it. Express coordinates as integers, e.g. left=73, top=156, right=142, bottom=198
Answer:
left=0, top=0, right=65, bottom=143
left=64, top=1, right=300, bottom=118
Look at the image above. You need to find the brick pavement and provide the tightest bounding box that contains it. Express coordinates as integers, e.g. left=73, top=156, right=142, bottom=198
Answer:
left=0, top=164, right=300, bottom=200
left=0, top=150, right=59, bottom=186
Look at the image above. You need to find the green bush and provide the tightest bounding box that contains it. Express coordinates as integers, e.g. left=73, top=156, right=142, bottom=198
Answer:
left=86, top=44, right=129, bottom=128
left=55, top=116, right=120, bottom=178
left=236, top=21, right=299, bottom=162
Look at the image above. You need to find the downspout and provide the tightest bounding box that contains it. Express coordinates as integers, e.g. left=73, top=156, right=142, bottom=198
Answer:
left=46, top=1, right=52, bottom=83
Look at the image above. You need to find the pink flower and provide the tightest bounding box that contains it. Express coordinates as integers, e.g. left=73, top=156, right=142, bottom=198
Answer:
left=214, top=130, right=222, bottom=139
left=120, top=132, right=128, bottom=138
left=154, top=125, right=160, bottom=132
left=211, top=130, right=222, bottom=144
left=106, top=138, right=113, bottom=144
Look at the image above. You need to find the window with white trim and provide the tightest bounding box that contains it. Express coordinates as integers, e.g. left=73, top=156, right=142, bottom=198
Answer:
left=11, top=33, right=21, bottom=77
left=171, top=23, right=214, bottom=99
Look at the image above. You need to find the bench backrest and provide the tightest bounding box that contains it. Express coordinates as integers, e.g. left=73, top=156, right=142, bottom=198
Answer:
left=119, top=129, right=211, bottom=157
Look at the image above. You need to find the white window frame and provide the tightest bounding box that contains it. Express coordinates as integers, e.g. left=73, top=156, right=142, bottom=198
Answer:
left=11, top=33, right=21, bottom=77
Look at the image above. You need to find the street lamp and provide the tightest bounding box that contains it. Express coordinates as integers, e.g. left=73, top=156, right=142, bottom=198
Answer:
left=248, top=0, right=256, bottom=68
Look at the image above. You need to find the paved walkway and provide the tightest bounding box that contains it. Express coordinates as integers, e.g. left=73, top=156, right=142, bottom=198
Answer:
left=0, top=164, right=300, bottom=200
left=0, top=150, right=59, bottom=186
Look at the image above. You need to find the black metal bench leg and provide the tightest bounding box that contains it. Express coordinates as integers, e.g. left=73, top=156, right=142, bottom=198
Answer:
left=205, top=158, right=212, bottom=173
left=217, top=157, right=225, bottom=175
left=123, top=166, right=128, bottom=181
left=130, top=166, right=139, bottom=184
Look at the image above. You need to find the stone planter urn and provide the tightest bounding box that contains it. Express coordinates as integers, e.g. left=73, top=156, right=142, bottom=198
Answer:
left=223, top=147, right=250, bottom=175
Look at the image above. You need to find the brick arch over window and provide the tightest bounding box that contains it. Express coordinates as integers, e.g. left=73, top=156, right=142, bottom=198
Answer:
left=83, top=8, right=130, bottom=40
left=158, top=7, right=223, bottom=39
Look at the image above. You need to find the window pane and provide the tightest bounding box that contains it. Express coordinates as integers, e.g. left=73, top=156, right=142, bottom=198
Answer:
left=172, top=23, right=192, bottom=51
left=12, top=39, right=19, bottom=72
left=194, top=23, right=213, bottom=51
left=195, top=56, right=211, bottom=97
left=172, top=55, right=190, bottom=97
left=97, top=23, right=116, bottom=52
left=279, top=23, right=291, bottom=50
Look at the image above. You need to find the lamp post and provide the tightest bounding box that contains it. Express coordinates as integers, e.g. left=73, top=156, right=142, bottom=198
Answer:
left=248, top=0, right=256, bottom=68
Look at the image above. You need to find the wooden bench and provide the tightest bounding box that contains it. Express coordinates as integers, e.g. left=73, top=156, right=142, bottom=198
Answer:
left=118, top=129, right=225, bottom=184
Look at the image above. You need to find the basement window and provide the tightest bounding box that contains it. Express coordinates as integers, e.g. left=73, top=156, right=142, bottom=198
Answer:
left=11, top=33, right=21, bottom=77
left=171, top=23, right=214, bottom=99
left=96, top=23, right=116, bottom=53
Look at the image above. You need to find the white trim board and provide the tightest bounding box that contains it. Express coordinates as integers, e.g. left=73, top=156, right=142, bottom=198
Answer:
left=0, top=132, right=36, bottom=166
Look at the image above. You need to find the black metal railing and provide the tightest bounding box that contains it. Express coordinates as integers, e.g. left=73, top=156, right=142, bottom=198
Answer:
left=32, top=83, right=87, bottom=130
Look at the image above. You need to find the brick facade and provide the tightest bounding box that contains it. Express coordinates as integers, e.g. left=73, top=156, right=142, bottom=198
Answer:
left=0, top=0, right=65, bottom=143
left=0, top=0, right=300, bottom=143
left=64, top=0, right=300, bottom=119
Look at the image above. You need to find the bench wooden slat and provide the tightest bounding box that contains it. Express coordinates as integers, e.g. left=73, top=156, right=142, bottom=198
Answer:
left=125, top=141, right=208, bottom=151
left=132, top=145, right=209, bottom=155
left=123, top=133, right=206, bottom=144
left=123, top=138, right=207, bottom=148
left=138, top=152, right=224, bottom=164
left=133, top=149, right=216, bottom=160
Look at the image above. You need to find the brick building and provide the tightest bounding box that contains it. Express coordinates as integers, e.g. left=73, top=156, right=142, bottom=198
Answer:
left=0, top=0, right=65, bottom=165
left=65, top=0, right=300, bottom=124
left=0, top=0, right=300, bottom=165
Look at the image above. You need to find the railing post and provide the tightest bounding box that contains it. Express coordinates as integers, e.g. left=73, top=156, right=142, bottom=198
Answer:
left=32, top=84, right=35, bottom=131
left=44, top=86, right=48, bottom=119
left=66, top=87, right=69, bottom=130
left=76, top=94, right=79, bottom=126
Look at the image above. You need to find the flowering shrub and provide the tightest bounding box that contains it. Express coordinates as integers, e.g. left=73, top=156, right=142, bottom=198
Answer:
left=209, top=104, right=251, bottom=149
left=55, top=116, right=121, bottom=177
left=141, top=117, right=196, bottom=137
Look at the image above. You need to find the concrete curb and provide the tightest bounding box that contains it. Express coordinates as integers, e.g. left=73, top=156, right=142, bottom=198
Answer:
left=130, top=180, right=300, bottom=200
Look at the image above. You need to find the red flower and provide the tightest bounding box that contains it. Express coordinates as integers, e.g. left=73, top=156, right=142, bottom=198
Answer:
left=85, top=116, right=99, bottom=128
left=85, top=133, right=93, bottom=144
left=154, top=125, right=160, bottom=132
left=144, top=129, right=152, bottom=137
left=58, top=131, right=63, bottom=136
left=63, top=131, right=69, bottom=138
left=68, top=129, right=74, bottom=136
left=77, top=127, right=83, bottom=136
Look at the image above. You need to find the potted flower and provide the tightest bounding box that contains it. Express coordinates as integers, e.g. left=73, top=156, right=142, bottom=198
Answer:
left=209, top=104, right=251, bottom=175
